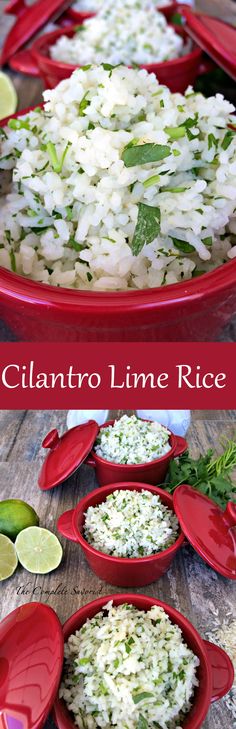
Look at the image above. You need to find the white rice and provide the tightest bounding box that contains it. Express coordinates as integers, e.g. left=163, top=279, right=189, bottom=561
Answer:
left=51, top=0, right=184, bottom=66
left=95, top=415, right=171, bottom=464
left=1, top=64, right=236, bottom=291
left=59, top=601, right=199, bottom=729
left=73, top=0, right=171, bottom=13
left=84, top=488, right=179, bottom=556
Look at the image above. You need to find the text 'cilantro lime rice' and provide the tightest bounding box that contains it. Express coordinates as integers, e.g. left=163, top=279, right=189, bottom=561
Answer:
left=94, top=415, right=171, bottom=464
left=1, top=65, right=236, bottom=290
left=84, top=489, right=179, bottom=556
left=59, top=601, right=200, bottom=729
left=50, top=0, right=184, bottom=67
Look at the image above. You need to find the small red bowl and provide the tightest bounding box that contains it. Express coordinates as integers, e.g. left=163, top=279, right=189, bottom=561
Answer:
left=57, top=482, right=185, bottom=586
left=9, top=22, right=202, bottom=93
left=53, top=593, right=234, bottom=729
left=84, top=419, right=187, bottom=486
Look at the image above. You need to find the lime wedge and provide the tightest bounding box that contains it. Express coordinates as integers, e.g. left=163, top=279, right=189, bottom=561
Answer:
left=0, top=72, right=17, bottom=121
left=15, top=527, right=63, bottom=574
left=0, top=534, right=18, bottom=581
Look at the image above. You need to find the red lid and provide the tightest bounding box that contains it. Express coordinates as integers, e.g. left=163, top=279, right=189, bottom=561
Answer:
left=1, top=0, right=73, bottom=66
left=173, top=485, right=236, bottom=580
left=38, top=420, right=99, bottom=491
left=0, top=602, right=64, bottom=729
left=180, top=5, right=236, bottom=81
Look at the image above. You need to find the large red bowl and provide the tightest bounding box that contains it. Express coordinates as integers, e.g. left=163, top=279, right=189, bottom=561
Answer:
left=83, top=419, right=187, bottom=486
left=53, top=593, right=234, bottom=729
left=9, top=23, right=202, bottom=92
left=57, top=482, right=185, bottom=586
left=1, top=106, right=236, bottom=342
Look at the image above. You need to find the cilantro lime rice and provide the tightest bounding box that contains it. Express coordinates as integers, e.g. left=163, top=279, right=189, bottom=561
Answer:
left=59, top=601, right=199, bottom=729
left=50, top=0, right=184, bottom=67
left=84, top=489, right=179, bottom=556
left=72, top=0, right=171, bottom=13
left=1, top=64, right=236, bottom=290
left=95, top=415, right=171, bottom=464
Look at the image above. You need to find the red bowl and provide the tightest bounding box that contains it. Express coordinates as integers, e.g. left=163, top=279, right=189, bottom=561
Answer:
left=53, top=593, right=234, bottom=729
left=63, top=1, right=178, bottom=24
left=9, top=22, right=202, bottom=92
left=84, top=419, right=187, bottom=486
left=1, top=106, right=236, bottom=342
left=57, top=482, right=185, bottom=586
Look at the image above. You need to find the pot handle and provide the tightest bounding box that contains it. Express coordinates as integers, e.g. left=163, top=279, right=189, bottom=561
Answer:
left=84, top=454, right=96, bottom=467
left=57, top=509, right=79, bottom=542
left=173, top=435, right=188, bottom=458
left=223, top=501, right=236, bottom=528
left=203, top=640, right=234, bottom=702
left=9, top=50, right=39, bottom=77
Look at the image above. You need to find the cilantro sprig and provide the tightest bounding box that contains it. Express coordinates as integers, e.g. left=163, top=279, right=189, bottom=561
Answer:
left=164, top=438, right=236, bottom=508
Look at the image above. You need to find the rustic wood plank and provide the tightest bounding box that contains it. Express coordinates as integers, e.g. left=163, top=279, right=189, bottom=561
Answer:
left=0, top=409, right=235, bottom=729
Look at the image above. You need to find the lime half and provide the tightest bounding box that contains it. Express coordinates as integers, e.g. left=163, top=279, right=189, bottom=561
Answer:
left=0, top=534, right=18, bottom=581
left=0, top=72, right=17, bottom=121
left=0, top=499, right=39, bottom=541
left=15, top=527, right=63, bottom=574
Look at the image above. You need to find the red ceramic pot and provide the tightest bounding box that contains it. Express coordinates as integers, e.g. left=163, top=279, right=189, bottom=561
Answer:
left=53, top=593, right=234, bottom=729
left=57, top=482, right=185, bottom=585
left=63, top=1, right=178, bottom=24
left=1, top=107, right=236, bottom=342
left=84, top=419, right=187, bottom=486
left=9, top=23, right=202, bottom=92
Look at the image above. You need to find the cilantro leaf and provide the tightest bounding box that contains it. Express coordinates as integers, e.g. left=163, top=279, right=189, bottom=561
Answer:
left=122, top=143, right=171, bottom=167
left=132, top=203, right=160, bottom=255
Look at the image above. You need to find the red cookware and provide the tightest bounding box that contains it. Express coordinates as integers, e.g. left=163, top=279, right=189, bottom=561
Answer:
left=0, top=602, right=64, bottom=729
left=8, top=23, right=202, bottom=92
left=57, top=481, right=236, bottom=585
left=57, top=482, right=185, bottom=585
left=53, top=593, right=234, bottom=729
left=38, top=418, right=188, bottom=490
left=0, top=0, right=73, bottom=66
left=1, top=5, right=236, bottom=344
left=1, top=252, right=236, bottom=342
left=0, top=596, right=234, bottom=729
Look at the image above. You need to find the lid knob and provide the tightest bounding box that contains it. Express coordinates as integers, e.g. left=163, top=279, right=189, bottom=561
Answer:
left=4, top=0, right=26, bottom=16
left=42, top=429, right=60, bottom=450
left=224, top=502, right=236, bottom=528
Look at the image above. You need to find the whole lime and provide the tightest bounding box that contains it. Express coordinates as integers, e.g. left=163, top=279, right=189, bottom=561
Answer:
left=0, top=499, right=39, bottom=541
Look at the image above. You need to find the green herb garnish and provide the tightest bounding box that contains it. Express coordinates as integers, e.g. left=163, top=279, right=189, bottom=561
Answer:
left=122, top=143, right=171, bottom=168
left=79, top=92, right=90, bottom=116
left=171, top=237, right=195, bottom=253
left=132, top=692, right=154, bottom=704
left=132, top=203, right=160, bottom=255
left=46, top=142, right=70, bottom=173
left=164, top=438, right=236, bottom=508
left=137, top=716, right=148, bottom=729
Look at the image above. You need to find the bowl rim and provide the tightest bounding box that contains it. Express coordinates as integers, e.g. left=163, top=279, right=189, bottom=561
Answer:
left=53, top=592, right=212, bottom=729
left=72, top=481, right=185, bottom=562
left=30, top=22, right=202, bottom=74
left=90, top=418, right=179, bottom=468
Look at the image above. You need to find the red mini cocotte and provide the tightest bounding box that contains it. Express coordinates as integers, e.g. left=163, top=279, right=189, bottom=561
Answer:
left=0, top=597, right=234, bottom=729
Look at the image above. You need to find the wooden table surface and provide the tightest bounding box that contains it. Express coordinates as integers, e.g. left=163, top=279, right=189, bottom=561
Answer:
left=0, top=408, right=235, bottom=729
left=1, top=0, right=236, bottom=340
